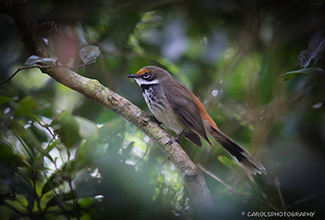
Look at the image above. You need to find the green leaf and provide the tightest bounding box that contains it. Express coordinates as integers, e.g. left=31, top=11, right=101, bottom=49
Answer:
left=281, top=68, right=325, bottom=81
left=52, top=111, right=80, bottom=148
left=0, top=140, right=15, bottom=165
left=75, top=118, right=125, bottom=163
left=79, top=46, right=101, bottom=64
left=74, top=116, right=98, bottom=138
left=0, top=140, right=28, bottom=168
left=30, top=123, right=49, bottom=143
left=218, top=155, right=237, bottom=170
left=9, top=120, right=37, bottom=159
left=0, top=95, right=13, bottom=107
left=45, top=191, right=77, bottom=209
left=96, top=118, right=125, bottom=141
left=44, top=139, right=60, bottom=155
left=41, top=171, right=64, bottom=195
left=14, top=96, right=38, bottom=118
left=79, top=197, right=95, bottom=209
left=13, top=174, right=35, bottom=212
left=13, top=155, right=29, bottom=168
left=9, top=120, right=55, bottom=163
left=36, top=139, right=60, bottom=163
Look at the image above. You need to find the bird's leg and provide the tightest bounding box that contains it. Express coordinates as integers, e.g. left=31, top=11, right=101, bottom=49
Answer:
left=174, top=130, right=184, bottom=143
left=165, top=130, right=184, bottom=146
left=149, top=114, right=162, bottom=125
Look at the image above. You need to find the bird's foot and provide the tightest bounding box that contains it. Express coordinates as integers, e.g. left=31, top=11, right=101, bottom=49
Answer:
left=149, top=115, right=162, bottom=125
left=165, top=131, right=184, bottom=146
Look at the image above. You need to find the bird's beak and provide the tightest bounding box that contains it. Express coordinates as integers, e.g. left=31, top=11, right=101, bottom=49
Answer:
left=127, top=74, right=139, bottom=78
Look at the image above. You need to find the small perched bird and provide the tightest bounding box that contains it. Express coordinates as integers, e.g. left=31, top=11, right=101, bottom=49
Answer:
left=128, top=66, right=266, bottom=175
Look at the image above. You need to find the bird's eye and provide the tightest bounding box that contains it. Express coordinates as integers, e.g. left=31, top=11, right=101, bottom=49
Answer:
left=142, top=72, right=150, bottom=79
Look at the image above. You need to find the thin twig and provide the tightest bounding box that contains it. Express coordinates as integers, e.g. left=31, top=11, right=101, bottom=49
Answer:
left=197, top=164, right=278, bottom=210
left=246, top=173, right=279, bottom=211
left=31, top=169, right=45, bottom=219
left=274, top=177, right=286, bottom=210
left=14, top=133, right=34, bottom=160
left=70, top=60, right=96, bottom=70
left=41, top=169, right=71, bottom=220
left=0, top=61, right=96, bottom=85
left=134, top=143, right=149, bottom=167
left=68, top=179, right=80, bottom=220
left=35, top=118, right=55, bottom=137
left=0, top=65, right=39, bottom=84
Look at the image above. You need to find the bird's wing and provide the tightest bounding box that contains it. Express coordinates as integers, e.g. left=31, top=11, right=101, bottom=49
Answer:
left=163, top=81, right=211, bottom=146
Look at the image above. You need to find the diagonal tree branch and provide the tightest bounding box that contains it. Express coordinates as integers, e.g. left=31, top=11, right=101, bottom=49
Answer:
left=0, top=0, right=215, bottom=217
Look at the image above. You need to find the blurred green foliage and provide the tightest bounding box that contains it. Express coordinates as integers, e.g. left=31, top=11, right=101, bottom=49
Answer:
left=1, top=0, right=325, bottom=219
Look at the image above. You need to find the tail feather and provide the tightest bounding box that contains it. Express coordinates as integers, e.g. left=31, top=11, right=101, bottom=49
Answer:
left=210, top=127, right=266, bottom=175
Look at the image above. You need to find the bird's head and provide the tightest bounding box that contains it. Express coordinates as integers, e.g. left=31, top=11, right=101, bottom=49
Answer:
left=127, top=66, right=172, bottom=86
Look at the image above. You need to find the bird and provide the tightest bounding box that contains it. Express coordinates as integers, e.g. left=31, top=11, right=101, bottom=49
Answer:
left=128, top=66, right=266, bottom=175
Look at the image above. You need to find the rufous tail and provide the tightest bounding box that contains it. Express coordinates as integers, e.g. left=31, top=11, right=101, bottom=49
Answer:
left=210, top=127, right=266, bottom=175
